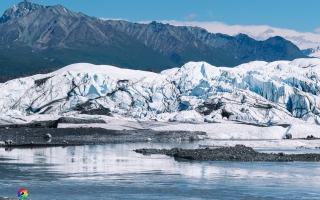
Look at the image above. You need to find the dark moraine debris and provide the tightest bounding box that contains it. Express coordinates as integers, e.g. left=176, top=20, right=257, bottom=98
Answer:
left=5, top=140, right=13, bottom=145
left=134, top=145, right=320, bottom=162
left=34, top=76, right=53, bottom=87
left=57, top=117, right=106, bottom=124
left=80, top=108, right=112, bottom=116
left=285, top=133, right=292, bottom=139
left=44, top=133, right=52, bottom=139
left=0, top=120, right=59, bottom=128
left=0, top=127, right=207, bottom=148
left=305, top=135, right=317, bottom=140
left=0, top=117, right=106, bottom=129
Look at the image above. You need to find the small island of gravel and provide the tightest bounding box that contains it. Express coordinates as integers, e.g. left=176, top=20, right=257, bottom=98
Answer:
left=134, top=145, right=320, bottom=162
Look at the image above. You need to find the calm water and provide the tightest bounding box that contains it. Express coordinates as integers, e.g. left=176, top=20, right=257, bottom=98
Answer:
left=0, top=141, right=320, bottom=199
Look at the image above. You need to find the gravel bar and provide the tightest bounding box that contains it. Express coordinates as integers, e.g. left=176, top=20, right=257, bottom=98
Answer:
left=134, top=145, right=320, bottom=162
left=0, top=127, right=207, bottom=148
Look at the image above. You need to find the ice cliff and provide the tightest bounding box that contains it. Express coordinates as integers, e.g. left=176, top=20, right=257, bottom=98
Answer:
left=1, top=58, right=320, bottom=125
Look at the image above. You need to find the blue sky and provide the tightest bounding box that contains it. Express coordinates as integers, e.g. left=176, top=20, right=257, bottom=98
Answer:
left=1, top=0, right=320, bottom=48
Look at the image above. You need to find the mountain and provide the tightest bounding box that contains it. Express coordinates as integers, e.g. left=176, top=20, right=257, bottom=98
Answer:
left=0, top=0, right=306, bottom=76
left=0, top=0, right=178, bottom=75
left=105, top=20, right=307, bottom=64
left=302, top=46, right=320, bottom=58
left=187, top=27, right=306, bottom=62
left=1, top=58, right=320, bottom=127
left=104, top=20, right=239, bottom=67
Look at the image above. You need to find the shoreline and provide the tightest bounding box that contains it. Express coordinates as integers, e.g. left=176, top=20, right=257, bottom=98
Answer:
left=0, top=127, right=207, bottom=148
left=134, top=145, right=320, bottom=162
left=1, top=119, right=320, bottom=162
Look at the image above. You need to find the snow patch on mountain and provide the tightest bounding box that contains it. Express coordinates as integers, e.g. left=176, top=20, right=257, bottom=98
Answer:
left=310, top=51, right=320, bottom=58
left=1, top=59, right=320, bottom=127
left=302, top=46, right=320, bottom=58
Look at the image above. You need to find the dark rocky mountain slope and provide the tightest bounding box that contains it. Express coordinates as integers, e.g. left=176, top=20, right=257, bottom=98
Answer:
left=0, top=0, right=306, bottom=76
left=185, top=27, right=307, bottom=63
left=105, top=20, right=306, bottom=65
left=0, top=0, right=177, bottom=75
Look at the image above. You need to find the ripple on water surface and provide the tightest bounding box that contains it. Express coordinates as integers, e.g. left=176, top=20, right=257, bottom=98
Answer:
left=0, top=142, right=320, bottom=199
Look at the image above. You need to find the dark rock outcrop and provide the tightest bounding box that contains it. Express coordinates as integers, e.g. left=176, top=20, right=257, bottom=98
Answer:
left=5, top=140, right=13, bottom=145
left=285, top=133, right=292, bottom=139
left=43, top=133, right=52, bottom=139
left=305, top=135, right=317, bottom=140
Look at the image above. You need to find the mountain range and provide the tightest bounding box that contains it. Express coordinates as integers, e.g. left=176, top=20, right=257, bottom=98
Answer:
left=0, top=0, right=307, bottom=76
left=302, top=46, right=320, bottom=58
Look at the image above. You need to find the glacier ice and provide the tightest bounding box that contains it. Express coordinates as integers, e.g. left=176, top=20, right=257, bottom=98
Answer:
left=1, top=59, right=320, bottom=125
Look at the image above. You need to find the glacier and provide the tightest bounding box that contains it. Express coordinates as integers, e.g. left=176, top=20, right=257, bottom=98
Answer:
left=1, top=58, right=320, bottom=140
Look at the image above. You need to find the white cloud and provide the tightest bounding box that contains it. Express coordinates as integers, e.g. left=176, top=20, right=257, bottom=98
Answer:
left=100, top=17, right=128, bottom=21
left=314, top=27, right=320, bottom=34
left=147, top=20, right=320, bottom=49
left=184, top=14, right=196, bottom=20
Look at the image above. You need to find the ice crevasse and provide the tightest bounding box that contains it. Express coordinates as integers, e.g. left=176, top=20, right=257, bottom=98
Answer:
left=1, top=58, right=320, bottom=125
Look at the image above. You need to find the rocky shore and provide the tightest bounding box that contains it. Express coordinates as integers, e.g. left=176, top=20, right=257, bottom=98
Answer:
left=0, top=127, right=207, bottom=148
left=134, top=145, right=320, bottom=162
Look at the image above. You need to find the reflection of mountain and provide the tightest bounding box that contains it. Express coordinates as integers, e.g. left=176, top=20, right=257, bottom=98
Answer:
left=302, top=46, right=320, bottom=58
left=0, top=0, right=306, bottom=76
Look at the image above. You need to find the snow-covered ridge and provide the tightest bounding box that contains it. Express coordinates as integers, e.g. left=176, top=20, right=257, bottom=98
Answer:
left=309, top=48, right=320, bottom=58
left=1, top=58, right=320, bottom=126
left=303, top=46, right=320, bottom=58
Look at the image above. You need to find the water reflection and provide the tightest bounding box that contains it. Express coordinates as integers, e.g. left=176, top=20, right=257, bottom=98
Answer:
left=0, top=142, right=320, bottom=199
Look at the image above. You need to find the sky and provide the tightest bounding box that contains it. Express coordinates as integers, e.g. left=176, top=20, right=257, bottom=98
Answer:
left=1, top=0, right=320, bottom=49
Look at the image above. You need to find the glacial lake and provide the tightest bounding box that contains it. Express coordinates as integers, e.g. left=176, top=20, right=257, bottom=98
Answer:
left=0, top=141, right=320, bottom=200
